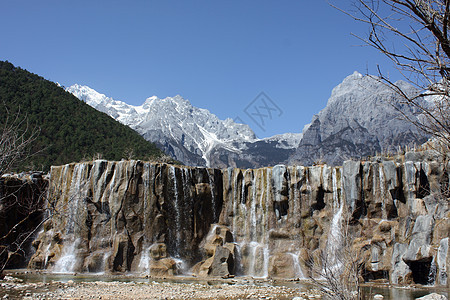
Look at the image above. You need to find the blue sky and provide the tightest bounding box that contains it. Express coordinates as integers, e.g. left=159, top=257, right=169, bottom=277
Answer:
left=0, top=1, right=398, bottom=138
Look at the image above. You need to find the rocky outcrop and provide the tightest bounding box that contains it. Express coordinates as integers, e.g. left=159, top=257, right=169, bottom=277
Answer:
left=193, top=224, right=237, bottom=277
left=28, top=150, right=448, bottom=287
left=147, top=243, right=180, bottom=276
left=416, top=293, right=448, bottom=300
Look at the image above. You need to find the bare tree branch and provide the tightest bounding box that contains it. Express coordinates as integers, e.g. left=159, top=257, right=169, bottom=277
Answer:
left=306, top=216, right=363, bottom=300
left=0, top=106, right=40, bottom=176
left=0, top=107, right=43, bottom=277
left=333, top=0, right=450, bottom=153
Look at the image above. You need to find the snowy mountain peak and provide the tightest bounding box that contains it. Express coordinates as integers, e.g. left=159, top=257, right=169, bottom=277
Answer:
left=66, top=84, right=270, bottom=166
left=144, top=95, right=158, bottom=102
left=66, top=71, right=427, bottom=168
left=66, top=84, right=109, bottom=106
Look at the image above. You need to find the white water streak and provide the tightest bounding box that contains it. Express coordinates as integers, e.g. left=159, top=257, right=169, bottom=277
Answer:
left=328, top=168, right=344, bottom=270
left=170, top=166, right=182, bottom=257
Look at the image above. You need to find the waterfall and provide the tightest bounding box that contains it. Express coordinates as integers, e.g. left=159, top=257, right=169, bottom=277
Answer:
left=53, top=163, right=89, bottom=273
left=428, top=256, right=437, bottom=286
left=231, top=169, right=238, bottom=235
left=248, top=241, right=259, bottom=276
left=379, top=164, right=387, bottom=219
left=243, top=168, right=271, bottom=278
left=263, top=168, right=271, bottom=278
left=170, top=166, right=182, bottom=257
left=41, top=229, right=53, bottom=269
left=250, top=175, right=257, bottom=242
left=292, top=166, right=300, bottom=222
left=137, top=163, right=151, bottom=274
left=207, top=169, right=217, bottom=222
left=138, top=246, right=150, bottom=273
left=327, top=167, right=344, bottom=270
left=240, top=169, right=249, bottom=243
left=53, top=238, right=80, bottom=273
left=289, top=252, right=305, bottom=279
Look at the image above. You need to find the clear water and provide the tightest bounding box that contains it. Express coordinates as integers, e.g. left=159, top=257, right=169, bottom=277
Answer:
left=4, top=273, right=449, bottom=300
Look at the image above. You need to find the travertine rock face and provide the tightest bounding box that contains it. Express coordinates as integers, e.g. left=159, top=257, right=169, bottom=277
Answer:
left=29, top=161, right=222, bottom=274
left=28, top=151, right=449, bottom=287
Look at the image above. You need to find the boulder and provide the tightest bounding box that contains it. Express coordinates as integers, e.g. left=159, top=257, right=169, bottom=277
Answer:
left=209, top=245, right=235, bottom=277
left=194, top=224, right=237, bottom=277
left=403, top=215, right=434, bottom=262
left=415, top=293, right=447, bottom=300
left=148, top=243, right=180, bottom=277
left=150, top=243, right=167, bottom=260
left=150, top=258, right=179, bottom=277
left=391, top=243, right=413, bottom=285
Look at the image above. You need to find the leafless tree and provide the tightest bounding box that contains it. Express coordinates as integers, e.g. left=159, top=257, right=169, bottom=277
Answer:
left=335, top=0, right=450, bottom=148
left=306, top=217, right=363, bottom=300
left=0, top=107, right=39, bottom=176
left=0, top=107, right=44, bottom=277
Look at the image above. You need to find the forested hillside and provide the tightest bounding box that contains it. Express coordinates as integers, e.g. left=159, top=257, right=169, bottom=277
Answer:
left=0, top=61, right=165, bottom=171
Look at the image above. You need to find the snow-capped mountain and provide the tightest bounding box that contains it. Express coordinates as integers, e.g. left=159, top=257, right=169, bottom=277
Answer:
left=67, top=71, right=428, bottom=168
left=66, top=84, right=301, bottom=167
left=288, top=71, right=428, bottom=166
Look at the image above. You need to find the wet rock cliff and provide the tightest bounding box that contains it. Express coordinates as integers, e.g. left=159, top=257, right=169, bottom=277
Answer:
left=29, top=151, right=448, bottom=287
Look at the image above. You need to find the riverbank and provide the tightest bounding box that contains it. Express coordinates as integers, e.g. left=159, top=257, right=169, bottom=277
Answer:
left=0, top=270, right=447, bottom=299
left=0, top=273, right=316, bottom=300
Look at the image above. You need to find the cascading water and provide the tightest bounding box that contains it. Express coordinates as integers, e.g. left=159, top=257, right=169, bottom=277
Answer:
left=262, top=168, right=271, bottom=278
left=243, top=168, right=271, bottom=278
left=41, top=229, right=53, bottom=269
left=250, top=174, right=257, bottom=242
left=292, top=166, right=300, bottom=221
left=428, top=257, right=437, bottom=285
left=289, top=252, right=305, bottom=278
left=53, top=239, right=80, bottom=273
left=379, top=164, right=387, bottom=219
left=327, top=167, right=344, bottom=271
left=170, top=166, right=182, bottom=257
left=207, top=169, right=217, bottom=222
left=231, top=169, right=238, bottom=235
left=24, top=158, right=448, bottom=287
left=53, top=163, right=89, bottom=273
left=247, top=173, right=260, bottom=277
left=288, top=166, right=304, bottom=279
left=137, top=163, right=152, bottom=274
left=240, top=169, right=249, bottom=242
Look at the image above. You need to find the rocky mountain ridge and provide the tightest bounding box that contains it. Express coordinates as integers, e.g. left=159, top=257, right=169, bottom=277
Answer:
left=67, top=84, right=302, bottom=168
left=67, top=71, right=428, bottom=168
left=289, top=72, right=428, bottom=165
